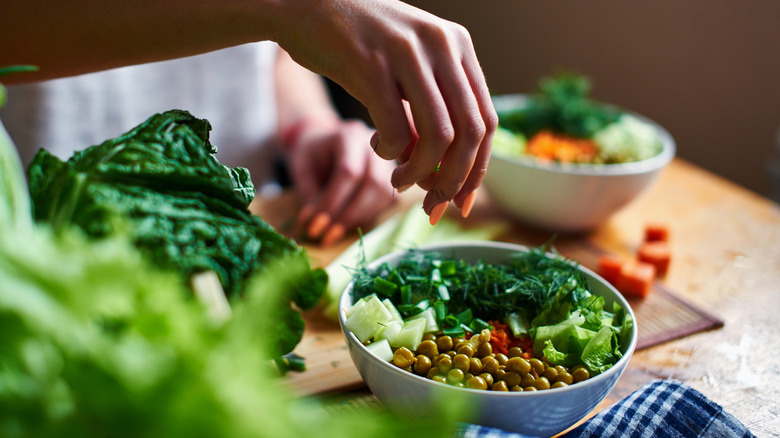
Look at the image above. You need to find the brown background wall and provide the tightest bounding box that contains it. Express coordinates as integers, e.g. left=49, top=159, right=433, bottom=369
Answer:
left=383, top=1, right=780, bottom=201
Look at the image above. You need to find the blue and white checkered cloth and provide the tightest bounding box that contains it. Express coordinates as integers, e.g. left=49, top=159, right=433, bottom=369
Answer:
left=459, top=379, right=756, bottom=438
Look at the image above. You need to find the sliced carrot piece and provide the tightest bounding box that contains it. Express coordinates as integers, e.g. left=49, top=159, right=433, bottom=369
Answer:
left=617, top=261, right=656, bottom=298
left=638, top=240, right=671, bottom=276
left=597, top=254, right=625, bottom=285
left=645, top=223, right=670, bottom=242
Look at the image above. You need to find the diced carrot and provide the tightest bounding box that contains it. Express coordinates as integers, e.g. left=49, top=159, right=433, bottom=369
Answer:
left=638, top=240, right=671, bottom=276
left=645, top=223, right=670, bottom=242
left=597, top=254, right=625, bottom=285
left=525, top=130, right=600, bottom=163
left=617, top=261, right=656, bottom=298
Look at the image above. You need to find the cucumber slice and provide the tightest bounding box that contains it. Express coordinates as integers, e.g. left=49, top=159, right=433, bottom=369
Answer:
left=390, top=317, right=426, bottom=350
left=345, top=295, right=395, bottom=342
left=366, top=338, right=394, bottom=362
left=345, top=296, right=368, bottom=319
left=408, top=307, right=439, bottom=333
left=382, top=298, right=403, bottom=322
left=375, top=319, right=403, bottom=344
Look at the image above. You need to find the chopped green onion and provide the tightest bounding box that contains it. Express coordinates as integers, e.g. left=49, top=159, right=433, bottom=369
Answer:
left=442, top=326, right=465, bottom=337
left=373, top=277, right=398, bottom=297
left=437, top=284, right=450, bottom=301
left=469, top=318, right=491, bottom=333
left=414, top=299, right=431, bottom=311
left=400, top=284, right=412, bottom=305
left=397, top=304, right=422, bottom=317
left=434, top=300, right=447, bottom=321
left=431, top=268, right=442, bottom=283
left=438, top=260, right=457, bottom=277
left=460, top=323, right=475, bottom=334
left=388, top=270, right=405, bottom=286
left=443, top=314, right=460, bottom=328
left=455, top=308, right=473, bottom=325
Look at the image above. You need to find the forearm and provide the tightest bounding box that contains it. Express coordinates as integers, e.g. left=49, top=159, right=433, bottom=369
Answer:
left=0, top=0, right=306, bottom=84
left=274, top=48, right=341, bottom=143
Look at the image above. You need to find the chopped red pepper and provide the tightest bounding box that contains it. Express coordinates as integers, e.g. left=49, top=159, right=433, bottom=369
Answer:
left=488, top=320, right=533, bottom=358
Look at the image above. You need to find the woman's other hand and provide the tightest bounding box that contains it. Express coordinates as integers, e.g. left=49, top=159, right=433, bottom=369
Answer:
left=284, top=116, right=397, bottom=246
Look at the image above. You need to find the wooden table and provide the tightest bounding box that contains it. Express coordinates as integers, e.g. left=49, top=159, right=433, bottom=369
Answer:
left=251, top=158, right=780, bottom=437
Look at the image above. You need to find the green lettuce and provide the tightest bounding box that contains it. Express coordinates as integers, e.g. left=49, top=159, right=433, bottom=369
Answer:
left=532, top=300, right=631, bottom=375
left=0, top=102, right=456, bottom=437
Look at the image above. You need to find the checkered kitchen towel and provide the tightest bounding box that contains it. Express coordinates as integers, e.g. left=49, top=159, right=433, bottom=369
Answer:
left=459, top=379, right=756, bottom=438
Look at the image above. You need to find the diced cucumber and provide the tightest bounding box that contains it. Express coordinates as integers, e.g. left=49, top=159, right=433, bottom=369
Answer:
left=382, top=298, right=403, bottom=322
left=390, top=317, right=426, bottom=350
left=345, top=296, right=368, bottom=319
left=345, top=295, right=395, bottom=342
left=375, top=319, right=403, bottom=344
left=365, top=338, right=394, bottom=362
left=408, top=307, right=439, bottom=333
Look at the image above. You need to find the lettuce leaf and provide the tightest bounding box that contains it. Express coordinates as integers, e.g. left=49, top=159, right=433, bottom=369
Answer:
left=1, top=106, right=453, bottom=437
left=26, top=110, right=324, bottom=309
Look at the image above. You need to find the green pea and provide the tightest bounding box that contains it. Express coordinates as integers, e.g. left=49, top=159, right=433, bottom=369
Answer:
left=447, top=368, right=465, bottom=385
left=506, top=357, right=531, bottom=375
left=393, top=347, right=415, bottom=368
left=557, top=371, right=574, bottom=385
left=437, top=336, right=453, bottom=352
left=414, top=355, right=432, bottom=376
left=469, top=357, right=483, bottom=375
left=531, top=377, right=551, bottom=391
left=491, top=380, right=509, bottom=391
left=482, top=356, right=500, bottom=374
left=457, top=343, right=476, bottom=357
left=507, top=346, right=524, bottom=358
left=437, top=355, right=453, bottom=373
left=453, top=354, right=471, bottom=373
left=572, top=366, right=591, bottom=383
left=465, top=375, right=488, bottom=390
left=529, top=358, right=545, bottom=375
left=416, top=340, right=438, bottom=359
left=477, top=341, right=493, bottom=358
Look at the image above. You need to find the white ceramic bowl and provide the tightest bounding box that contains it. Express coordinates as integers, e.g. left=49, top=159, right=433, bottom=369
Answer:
left=483, top=94, right=675, bottom=233
left=338, top=241, right=637, bottom=437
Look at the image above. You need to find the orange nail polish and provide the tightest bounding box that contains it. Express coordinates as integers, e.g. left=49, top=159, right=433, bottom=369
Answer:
left=297, top=204, right=315, bottom=226
left=307, top=212, right=331, bottom=239
left=460, top=191, right=477, bottom=218
left=429, top=201, right=449, bottom=225
left=320, top=223, right=346, bottom=246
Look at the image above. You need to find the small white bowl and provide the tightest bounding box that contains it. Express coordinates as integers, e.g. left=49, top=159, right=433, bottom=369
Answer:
left=483, top=94, right=675, bottom=233
left=338, top=241, right=637, bottom=437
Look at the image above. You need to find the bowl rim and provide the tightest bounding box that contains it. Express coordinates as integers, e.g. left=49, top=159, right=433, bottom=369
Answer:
left=338, top=240, right=638, bottom=399
left=490, top=93, right=676, bottom=177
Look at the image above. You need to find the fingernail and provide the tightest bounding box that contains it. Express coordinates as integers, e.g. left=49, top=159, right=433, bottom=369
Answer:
left=397, top=183, right=414, bottom=193
left=460, top=191, right=477, bottom=218
left=307, top=212, right=331, bottom=239
left=370, top=133, right=379, bottom=151
left=320, top=223, right=346, bottom=247
left=297, top=204, right=315, bottom=226
left=429, top=201, right=449, bottom=226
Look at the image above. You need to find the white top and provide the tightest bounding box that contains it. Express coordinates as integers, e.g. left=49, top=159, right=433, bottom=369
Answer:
left=0, top=42, right=282, bottom=186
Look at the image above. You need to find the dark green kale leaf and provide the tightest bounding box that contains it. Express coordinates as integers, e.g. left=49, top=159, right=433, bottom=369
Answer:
left=27, top=110, right=325, bottom=355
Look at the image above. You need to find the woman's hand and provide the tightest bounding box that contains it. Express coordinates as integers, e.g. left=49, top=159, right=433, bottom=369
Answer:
left=284, top=116, right=398, bottom=246
left=272, top=0, right=496, bottom=223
